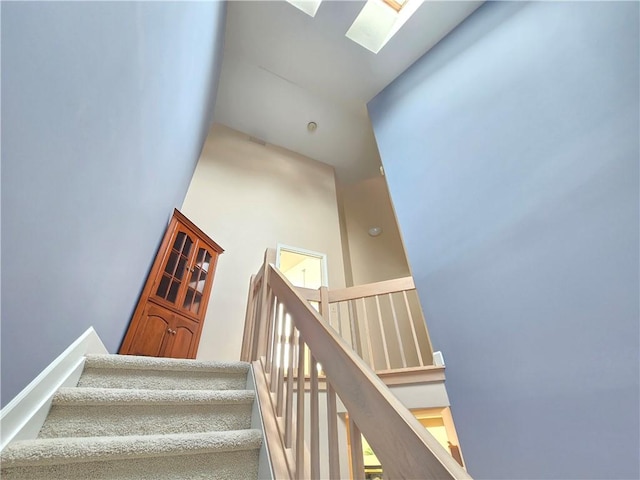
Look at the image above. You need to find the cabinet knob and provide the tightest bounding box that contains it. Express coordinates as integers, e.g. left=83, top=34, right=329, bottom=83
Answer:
left=167, top=328, right=177, bottom=335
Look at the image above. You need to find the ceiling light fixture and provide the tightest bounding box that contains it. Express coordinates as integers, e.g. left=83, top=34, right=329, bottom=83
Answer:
left=286, top=0, right=323, bottom=18
left=368, top=226, right=383, bottom=237
left=346, top=0, right=424, bottom=54
left=307, top=121, right=318, bottom=132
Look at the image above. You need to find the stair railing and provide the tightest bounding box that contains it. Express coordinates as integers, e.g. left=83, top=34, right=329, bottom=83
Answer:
left=303, top=278, right=436, bottom=373
left=242, top=252, right=471, bottom=480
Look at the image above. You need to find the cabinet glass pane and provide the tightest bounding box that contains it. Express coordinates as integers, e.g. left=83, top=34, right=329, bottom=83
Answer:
left=201, top=252, right=212, bottom=273
left=164, top=252, right=178, bottom=276
left=157, top=275, right=171, bottom=298
left=183, top=237, right=193, bottom=257
left=192, top=292, right=202, bottom=314
left=173, top=232, right=186, bottom=252
left=167, top=280, right=180, bottom=303
left=183, top=289, right=195, bottom=311
left=197, top=269, right=207, bottom=293
left=177, top=256, right=187, bottom=277
left=155, top=229, right=193, bottom=303
left=183, top=249, right=208, bottom=314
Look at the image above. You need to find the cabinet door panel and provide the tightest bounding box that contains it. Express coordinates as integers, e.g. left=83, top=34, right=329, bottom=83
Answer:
left=126, top=305, right=172, bottom=356
left=167, top=318, right=199, bottom=359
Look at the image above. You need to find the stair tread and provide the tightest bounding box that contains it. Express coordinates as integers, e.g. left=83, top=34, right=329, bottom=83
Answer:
left=53, top=387, right=255, bottom=405
left=2, top=429, right=262, bottom=467
left=83, top=354, right=250, bottom=373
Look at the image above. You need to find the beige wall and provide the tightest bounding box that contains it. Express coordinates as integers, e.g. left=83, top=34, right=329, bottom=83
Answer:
left=338, top=177, right=433, bottom=368
left=182, top=124, right=346, bottom=361
left=339, top=176, right=410, bottom=285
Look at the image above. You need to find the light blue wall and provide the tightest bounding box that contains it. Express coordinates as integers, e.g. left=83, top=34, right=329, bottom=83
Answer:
left=1, top=1, right=227, bottom=406
left=368, top=2, right=639, bottom=478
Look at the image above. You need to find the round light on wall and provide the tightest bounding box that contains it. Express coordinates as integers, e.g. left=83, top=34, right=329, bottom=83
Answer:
left=368, top=226, right=382, bottom=237
left=307, top=121, right=318, bottom=132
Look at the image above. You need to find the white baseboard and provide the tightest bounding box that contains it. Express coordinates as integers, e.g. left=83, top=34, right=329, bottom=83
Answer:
left=0, top=327, right=108, bottom=451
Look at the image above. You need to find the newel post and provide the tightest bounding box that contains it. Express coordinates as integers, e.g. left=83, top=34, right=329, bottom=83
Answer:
left=241, top=274, right=257, bottom=361
left=319, top=286, right=329, bottom=318
left=255, top=249, right=277, bottom=360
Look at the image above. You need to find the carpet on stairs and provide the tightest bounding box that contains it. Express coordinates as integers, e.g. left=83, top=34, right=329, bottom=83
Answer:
left=1, top=354, right=263, bottom=480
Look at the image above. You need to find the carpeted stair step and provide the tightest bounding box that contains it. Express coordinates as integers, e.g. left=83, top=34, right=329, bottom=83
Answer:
left=38, top=387, right=255, bottom=438
left=78, top=354, right=250, bottom=391
left=1, top=429, right=262, bottom=480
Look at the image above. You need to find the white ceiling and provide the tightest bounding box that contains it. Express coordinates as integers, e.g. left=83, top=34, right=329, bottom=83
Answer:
left=213, top=0, right=483, bottom=184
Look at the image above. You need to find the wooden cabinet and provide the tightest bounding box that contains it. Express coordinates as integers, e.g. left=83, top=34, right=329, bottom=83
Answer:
left=120, top=210, right=223, bottom=359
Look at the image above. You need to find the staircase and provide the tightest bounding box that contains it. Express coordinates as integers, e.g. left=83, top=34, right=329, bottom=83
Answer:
left=1, top=354, right=264, bottom=480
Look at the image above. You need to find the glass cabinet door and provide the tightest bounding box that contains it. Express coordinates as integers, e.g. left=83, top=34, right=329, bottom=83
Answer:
left=182, top=243, right=214, bottom=315
left=154, top=226, right=195, bottom=306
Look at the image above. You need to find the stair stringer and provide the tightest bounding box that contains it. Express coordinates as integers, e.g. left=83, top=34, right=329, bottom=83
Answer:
left=247, top=365, right=275, bottom=480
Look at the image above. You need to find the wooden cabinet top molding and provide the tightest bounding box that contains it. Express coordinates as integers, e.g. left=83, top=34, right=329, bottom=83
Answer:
left=172, top=209, right=224, bottom=254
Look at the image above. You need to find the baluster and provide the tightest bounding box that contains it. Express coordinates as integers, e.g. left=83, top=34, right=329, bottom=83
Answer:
left=264, top=294, right=278, bottom=371
left=276, top=310, right=288, bottom=413
left=336, top=301, right=344, bottom=338
left=284, top=323, right=296, bottom=446
left=348, top=299, right=362, bottom=356
left=403, top=290, right=424, bottom=366
left=270, top=302, right=284, bottom=393
left=388, top=293, right=407, bottom=368
left=375, top=295, right=391, bottom=370
left=310, top=354, right=320, bottom=479
left=360, top=297, right=375, bottom=369
left=349, top=418, right=365, bottom=480
left=326, top=381, right=340, bottom=479
left=296, top=334, right=306, bottom=479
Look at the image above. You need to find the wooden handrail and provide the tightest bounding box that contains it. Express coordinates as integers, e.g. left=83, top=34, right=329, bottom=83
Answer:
left=242, top=253, right=470, bottom=479
left=294, top=277, right=417, bottom=304
left=328, top=276, right=415, bottom=303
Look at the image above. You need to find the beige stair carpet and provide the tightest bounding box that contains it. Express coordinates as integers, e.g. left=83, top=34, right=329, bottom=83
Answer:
left=1, top=354, right=263, bottom=480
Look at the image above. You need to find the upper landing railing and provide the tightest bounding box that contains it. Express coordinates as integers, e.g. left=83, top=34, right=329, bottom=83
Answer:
left=240, top=249, right=470, bottom=480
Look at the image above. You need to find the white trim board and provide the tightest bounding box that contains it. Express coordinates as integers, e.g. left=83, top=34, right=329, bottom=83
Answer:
left=0, top=327, right=108, bottom=451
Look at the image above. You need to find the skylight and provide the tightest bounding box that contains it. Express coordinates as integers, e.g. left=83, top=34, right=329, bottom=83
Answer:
left=286, top=0, right=323, bottom=18
left=346, top=0, right=424, bottom=54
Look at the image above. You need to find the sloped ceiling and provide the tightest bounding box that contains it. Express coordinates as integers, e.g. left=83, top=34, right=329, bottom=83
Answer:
left=214, top=0, right=483, bottom=183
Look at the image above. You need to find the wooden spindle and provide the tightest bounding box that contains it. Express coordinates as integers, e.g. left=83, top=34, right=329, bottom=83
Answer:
left=388, top=293, right=407, bottom=368
left=296, top=334, right=306, bottom=479
left=360, top=297, right=375, bottom=369
left=310, top=354, right=320, bottom=479
left=275, top=311, right=288, bottom=414
left=326, top=381, right=340, bottom=479
left=403, top=290, right=424, bottom=366
left=348, top=299, right=361, bottom=356
left=375, top=295, right=391, bottom=370
left=270, top=302, right=283, bottom=393
left=349, top=418, right=365, bottom=480
left=284, top=324, right=296, bottom=447
left=336, top=301, right=344, bottom=338
left=264, top=294, right=277, bottom=371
